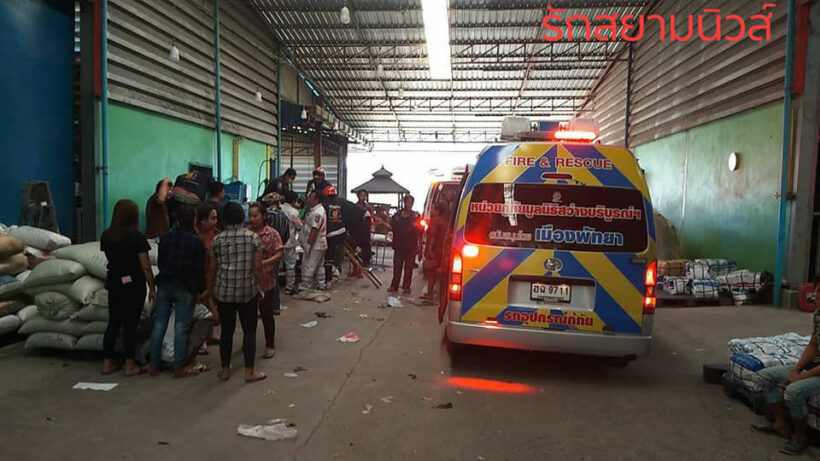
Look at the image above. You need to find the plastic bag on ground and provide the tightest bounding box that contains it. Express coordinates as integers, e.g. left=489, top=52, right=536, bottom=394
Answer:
left=337, top=332, right=360, bottom=343
left=387, top=296, right=403, bottom=308
left=237, top=419, right=297, bottom=441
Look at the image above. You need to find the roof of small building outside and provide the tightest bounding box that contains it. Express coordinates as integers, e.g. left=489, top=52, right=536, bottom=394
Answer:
left=351, top=166, right=410, bottom=194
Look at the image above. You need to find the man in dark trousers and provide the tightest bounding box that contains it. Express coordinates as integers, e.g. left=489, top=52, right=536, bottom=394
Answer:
left=388, top=195, right=422, bottom=294
left=322, top=185, right=346, bottom=279
left=260, top=167, right=296, bottom=200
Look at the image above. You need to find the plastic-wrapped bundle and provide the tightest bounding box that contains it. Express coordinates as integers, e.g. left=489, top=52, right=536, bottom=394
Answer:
left=695, top=259, right=737, bottom=278
left=691, top=279, right=720, bottom=300
left=658, top=259, right=689, bottom=277
left=685, top=261, right=711, bottom=280
left=662, top=275, right=688, bottom=295
left=716, top=270, right=763, bottom=291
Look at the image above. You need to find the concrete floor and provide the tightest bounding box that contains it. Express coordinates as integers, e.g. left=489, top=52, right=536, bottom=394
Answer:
left=0, top=275, right=818, bottom=461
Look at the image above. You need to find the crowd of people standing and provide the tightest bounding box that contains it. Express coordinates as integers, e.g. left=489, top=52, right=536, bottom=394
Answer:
left=98, top=165, right=446, bottom=382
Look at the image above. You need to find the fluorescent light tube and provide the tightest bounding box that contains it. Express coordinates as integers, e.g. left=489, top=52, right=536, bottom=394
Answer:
left=421, top=0, right=451, bottom=80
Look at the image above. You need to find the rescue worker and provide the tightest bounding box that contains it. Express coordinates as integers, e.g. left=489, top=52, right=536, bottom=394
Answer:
left=279, top=191, right=303, bottom=294
left=306, top=167, right=332, bottom=196
left=322, top=185, right=346, bottom=278
left=387, top=195, right=422, bottom=294
left=298, top=191, right=327, bottom=291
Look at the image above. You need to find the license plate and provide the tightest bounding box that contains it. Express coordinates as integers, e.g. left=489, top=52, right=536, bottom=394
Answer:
left=530, top=283, right=571, bottom=302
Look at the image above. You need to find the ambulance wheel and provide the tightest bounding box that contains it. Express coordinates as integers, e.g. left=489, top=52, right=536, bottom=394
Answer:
left=602, top=355, right=634, bottom=367
left=443, top=327, right=464, bottom=355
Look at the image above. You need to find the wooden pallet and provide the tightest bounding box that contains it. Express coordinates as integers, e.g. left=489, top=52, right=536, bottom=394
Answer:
left=657, top=291, right=734, bottom=307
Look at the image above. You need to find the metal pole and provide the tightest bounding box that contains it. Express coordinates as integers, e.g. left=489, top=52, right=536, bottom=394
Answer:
left=774, top=0, right=797, bottom=306
left=101, top=0, right=109, bottom=226
left=624, top=43, right=633, bottom=148
left=277, top=50, right=282, bottom=178
left=213, top=0, right=222, bottom=181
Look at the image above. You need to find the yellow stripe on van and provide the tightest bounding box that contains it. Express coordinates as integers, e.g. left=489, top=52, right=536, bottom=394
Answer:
left=481, top=143, right=549, bottom=184
left=554, top=144, right=603, bottom=186
left=462, top=246, right=503, bottom=285
left=572, top=252, right=644, bottom=326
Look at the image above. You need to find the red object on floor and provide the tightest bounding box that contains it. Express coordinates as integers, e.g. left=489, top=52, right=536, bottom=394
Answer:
left=798, top=283, right=818, bottom=312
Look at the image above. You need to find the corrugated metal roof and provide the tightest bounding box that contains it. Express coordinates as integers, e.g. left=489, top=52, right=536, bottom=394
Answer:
left=249, top=0, right=647, bottom=142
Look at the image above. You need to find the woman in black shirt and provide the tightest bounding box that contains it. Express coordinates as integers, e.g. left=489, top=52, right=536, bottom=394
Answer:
left=100, top=199, right=156, bottom=376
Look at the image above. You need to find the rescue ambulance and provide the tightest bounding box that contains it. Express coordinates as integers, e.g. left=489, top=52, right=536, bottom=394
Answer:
left=440, top=119, right=657, bottom=360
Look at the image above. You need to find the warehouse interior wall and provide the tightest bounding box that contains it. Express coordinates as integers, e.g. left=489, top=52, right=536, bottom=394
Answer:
left=108, top=104, right=269, bottom=230
left=0, top=0, right=75, bottom=234
left=635, top=104, right=784, bottom=273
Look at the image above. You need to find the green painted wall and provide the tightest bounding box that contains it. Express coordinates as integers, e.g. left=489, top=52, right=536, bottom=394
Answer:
left=108, top=104, right=270, bottom=232
left=634, top=103, right=783, bottom=273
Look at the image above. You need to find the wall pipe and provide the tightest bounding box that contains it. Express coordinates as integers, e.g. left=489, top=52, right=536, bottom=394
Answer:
left=213, top=0, right=222, bottom=181
left=774, top=0, right=798, bottom=307
left=276, top=51, right=282, bottom=179
left=101, top=0, right=109, bottom=226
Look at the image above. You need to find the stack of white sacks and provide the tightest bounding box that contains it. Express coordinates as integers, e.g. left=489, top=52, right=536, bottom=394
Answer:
left=0, top=226, right=73, bottom=338
left=660, top=258, right=765, bottom=304
left=16, top=239, right=158, bottom=351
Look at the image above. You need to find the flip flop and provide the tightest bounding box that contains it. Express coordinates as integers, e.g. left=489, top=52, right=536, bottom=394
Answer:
left=194, top=363, right=211, bottom=372
left=779, top=439, right=809, bottom=455
left=262, top=350, right=276, bottom=359
left=750, top=423, right=789, bottom=439
left=198, top=347, right=209, bottom=356
left=124, top=368, right=146, bottom=377
left=245, top=372, right=267, bottom=383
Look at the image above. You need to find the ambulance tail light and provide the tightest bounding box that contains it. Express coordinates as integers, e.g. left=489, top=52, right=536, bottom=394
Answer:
left=645, top=261, right=657, bottom=287
left=462, top=245, right=479, bottom=258
left=643, top=260, right=657, bottom=314
left=449, top=254, right=463, bottom=301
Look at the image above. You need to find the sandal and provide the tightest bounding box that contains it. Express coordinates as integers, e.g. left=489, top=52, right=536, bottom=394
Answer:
left=263, top=350, right=276, bottom=359
left=124, top=367, right=146, bottom=377
left=750, top=423, right=790, bottom=439
left=245, top=372, right=267, bottom=383
left=217, top=370, right=230, bottom=381
left=193, top=362, right=211, bottom=372
left=173, top=368, right=200, bottom=379
left=198, top=345, right=209, bottom=355
left=779, top=439, right=809, bottom=455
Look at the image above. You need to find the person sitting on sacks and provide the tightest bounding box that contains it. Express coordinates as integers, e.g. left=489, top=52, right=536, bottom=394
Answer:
left=751, top=274, right=820, bottom=456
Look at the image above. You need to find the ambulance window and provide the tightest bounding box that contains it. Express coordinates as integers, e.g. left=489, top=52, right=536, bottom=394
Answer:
left=464, top=183, right=649, bottom=253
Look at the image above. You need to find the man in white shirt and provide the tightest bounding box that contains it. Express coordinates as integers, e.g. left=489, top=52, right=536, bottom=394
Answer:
left=280, top=191, right=303, bottom=294
left=298, top=191, right=327, bottom=291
